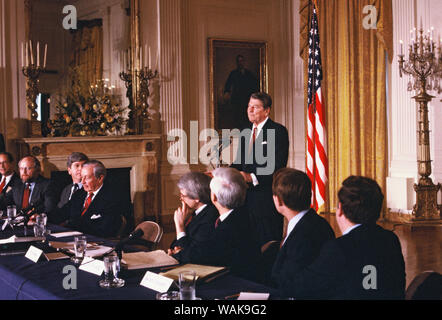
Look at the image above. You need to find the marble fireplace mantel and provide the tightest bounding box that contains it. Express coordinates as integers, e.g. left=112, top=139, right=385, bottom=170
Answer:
left=16, top=135, right=162, bottom=225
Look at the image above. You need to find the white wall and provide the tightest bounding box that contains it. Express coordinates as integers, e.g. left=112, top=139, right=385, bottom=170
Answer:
left=387, top=0, right=442, bottom=212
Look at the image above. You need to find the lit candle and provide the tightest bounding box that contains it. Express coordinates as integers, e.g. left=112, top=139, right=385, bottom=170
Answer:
left=140, top=46, right=143, bottom=67
left=148, top=46, right=151, bottom=69
left=43, top=44, right=47, bottom=68
left=25, top=42, right=28, bottom=67
left=145, top=44, right=148, bottom=69
left=21, top=42, right=24, bottom=68
left=399, top=40, right=403, bottom=55
left=29, top=40, right=34, bottom=65
left=37, top=42, right=40, bottom=67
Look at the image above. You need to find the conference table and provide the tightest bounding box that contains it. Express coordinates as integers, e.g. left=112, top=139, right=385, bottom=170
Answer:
left=0, top=223, right=278, bottom=300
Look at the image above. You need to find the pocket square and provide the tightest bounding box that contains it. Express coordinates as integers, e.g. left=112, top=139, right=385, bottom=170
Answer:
left=90, top=214, right=102, bottom=220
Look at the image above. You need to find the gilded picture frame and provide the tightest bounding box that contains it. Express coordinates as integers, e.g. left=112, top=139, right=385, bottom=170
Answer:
left=208, top=38, right=268, bottom=131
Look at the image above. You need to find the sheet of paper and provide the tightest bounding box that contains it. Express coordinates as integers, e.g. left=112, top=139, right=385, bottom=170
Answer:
left=79, top=257, right=105, bottom=276
left=140, top=271, right=175, bottom=293
left=0, top=235, right=17, bottom=244
left=51, top=231, right=83, bottom=238
left=122, top=250, right=179, bottom=269
left=25, top=245, right=43, bottom=263
left=237, top=292, right=270, bottom=300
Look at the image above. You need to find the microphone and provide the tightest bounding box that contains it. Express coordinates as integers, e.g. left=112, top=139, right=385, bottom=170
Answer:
left=115, top=228, right=144, bottom=251
left=207, top=137, right=232, bottom=169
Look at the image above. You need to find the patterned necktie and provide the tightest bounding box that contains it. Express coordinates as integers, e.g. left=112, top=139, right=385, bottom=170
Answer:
left=22, top=183, right=30, bottom=209
left=0, top=177, right=5, bottom=193
left=81, top=192, right=94, bottom=216
left=70, top=183, right=79, bottom=200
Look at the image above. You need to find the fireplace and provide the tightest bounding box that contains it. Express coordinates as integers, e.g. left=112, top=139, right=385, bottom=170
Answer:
left=16, top=135, right=162, bottom=226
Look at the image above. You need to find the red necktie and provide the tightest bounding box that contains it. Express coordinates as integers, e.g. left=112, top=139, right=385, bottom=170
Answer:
left=248, top=127, right=257, bottom=154
left=22, top=183, right=30, bottom=209
left=215, top=217, right=220, bottom=228
left=0, top=178, right=5, bottom=193
left=185, top=212, right=195, bottom=227
left=81, top=192, right=94, bottom=216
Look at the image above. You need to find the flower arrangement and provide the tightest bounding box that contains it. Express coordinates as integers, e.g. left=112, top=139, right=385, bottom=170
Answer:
left=48, top=69, right=130, bottom=137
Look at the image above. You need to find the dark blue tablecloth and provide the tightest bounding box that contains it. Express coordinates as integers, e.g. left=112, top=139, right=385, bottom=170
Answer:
left=0, top=223, right=278, bottom=300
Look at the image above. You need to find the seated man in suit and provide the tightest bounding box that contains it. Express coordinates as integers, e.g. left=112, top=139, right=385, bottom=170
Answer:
left=178, top=167, right=261, bottom=281
left=57, top=160, right=129, bottom=238
left=0, top=152, right=21, bottom=210
left=4, top=155, right=58, bottom=219
left=167, top=172, right=218, bottom=263
left=270, top=168, right=335, bottom=289
left=57, top=152, right=89, bottom=208
left=282, top=176, right=406, bottom=299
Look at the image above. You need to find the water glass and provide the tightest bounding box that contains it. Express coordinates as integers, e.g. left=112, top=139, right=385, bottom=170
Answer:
left=179, top=270, right=197, bottom=300
left=34, top=214, right=47, bottom=236
left=99, top=255, right=125, bottom=288
left=7, top=205, right=16, bottom=222
left=71, top=236, right=87, bottom=264
left=156, top=291, right=180, bottom=300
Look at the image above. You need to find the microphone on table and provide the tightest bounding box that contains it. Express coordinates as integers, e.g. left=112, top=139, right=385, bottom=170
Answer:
left=101, top=228, right=145, bottom=260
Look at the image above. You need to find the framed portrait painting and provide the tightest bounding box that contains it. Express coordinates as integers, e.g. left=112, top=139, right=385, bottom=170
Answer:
left=208, top=38, right=268, bottom=131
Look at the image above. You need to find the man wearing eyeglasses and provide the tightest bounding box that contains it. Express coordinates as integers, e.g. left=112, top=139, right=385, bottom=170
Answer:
left=5, top=155, right=58, bottom=221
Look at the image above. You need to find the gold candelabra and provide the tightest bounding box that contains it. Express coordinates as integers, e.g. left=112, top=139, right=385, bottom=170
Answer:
left=22, top=64, right=44, bottom=136
left=398, top=25, right=441, bottom=222
left=119, top=45, right=158, bottom=134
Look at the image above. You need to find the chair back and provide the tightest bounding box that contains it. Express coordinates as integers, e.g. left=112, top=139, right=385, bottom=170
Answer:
left=405, top=271, right=442, bottom=300
left=258, top=240, right=280, bottom=285
left=135, top=221, right=163, bottom=245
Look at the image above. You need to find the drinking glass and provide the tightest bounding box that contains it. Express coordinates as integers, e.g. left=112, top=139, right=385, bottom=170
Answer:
left=71, top=236, right=87, bottom=264
left=7, top=205, right=16, bottom=228
left=99, top=254, right=125, bottom=288
left=35, top=214, right=47, bottom=236
left=178, top=270, right=197, bottom=300
left=156, top=291, right=180, bottom=300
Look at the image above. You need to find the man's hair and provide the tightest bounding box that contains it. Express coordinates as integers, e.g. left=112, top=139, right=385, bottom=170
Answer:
left=83, top=160, right=107, bottom=179
left=272, top=168, right=311, bottom=212
left=338, top=176, right=384, bottom=224
left=177, top=171, right=212, bottom=204
left=250, top=92, right=272, bottom=109
left=19, top=155, right=41, bottom=171
left=210, top=167, right=247, bottom=209
left=0, top=151, right=14, bottom=163
left=67, top=152, right=89, bottom=168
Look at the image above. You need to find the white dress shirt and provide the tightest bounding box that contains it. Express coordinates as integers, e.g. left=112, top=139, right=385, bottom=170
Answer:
left=342, top=223, right=361, bottom=236
left=250, top=117, right=269, bottom=186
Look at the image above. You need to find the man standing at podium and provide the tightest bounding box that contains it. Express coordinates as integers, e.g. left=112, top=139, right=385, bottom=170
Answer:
left=230, top=92, right=289, bottom=246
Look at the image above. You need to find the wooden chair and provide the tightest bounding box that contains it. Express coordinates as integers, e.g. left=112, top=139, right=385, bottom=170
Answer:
left=405, top=271, right=442, bottom=300
left=129, top=221, right=163, bottom=251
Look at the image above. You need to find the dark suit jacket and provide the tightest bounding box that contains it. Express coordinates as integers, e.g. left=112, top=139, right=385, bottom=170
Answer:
left=0, top=172, right=21, bottom=210
left=186, top=208, right=262, bottom=281
left=231, top=118, right=289, bottom=192
left=58, top=182, right=129, bottom=238
left=230, top=118, right=289, bottom=245
left=171, top=204, right=218, bottom=263
left=57, top=183, right=83, bottom=208
left=282, top=224, right=406, bottom=299
left=271, top=209, right=335, bottom=289
left=4, top=175, right=58, bottom=218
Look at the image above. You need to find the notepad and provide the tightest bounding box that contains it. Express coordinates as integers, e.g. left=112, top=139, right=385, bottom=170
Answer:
left=51, top=231, right=83, bottom=238
left=159, top=264, right=228, bottom=283
left=121, top=250, right=179, bottom=270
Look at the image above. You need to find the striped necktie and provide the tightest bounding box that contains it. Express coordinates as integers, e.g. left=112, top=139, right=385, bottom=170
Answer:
left=81, top=192, right=94, bottom=216
left=0, top=177, right=5, bottom=193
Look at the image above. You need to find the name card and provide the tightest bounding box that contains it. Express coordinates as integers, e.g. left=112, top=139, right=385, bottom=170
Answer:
left=79, top=257, right=105, bottom=276
left=140, top=271, right=174, bottom=293
left=238, top=292, right=270, bottom=300
left=25, top=245, right=43, bottom=263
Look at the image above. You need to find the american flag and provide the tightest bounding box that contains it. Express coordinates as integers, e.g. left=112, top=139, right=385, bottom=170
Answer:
left=307, top=3, right=328, bottom=212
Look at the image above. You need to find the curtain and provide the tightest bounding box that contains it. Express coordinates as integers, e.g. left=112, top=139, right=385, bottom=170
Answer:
left=300, top=0, right=393, bottom=215
left=70, top=19, right=103, bottom=90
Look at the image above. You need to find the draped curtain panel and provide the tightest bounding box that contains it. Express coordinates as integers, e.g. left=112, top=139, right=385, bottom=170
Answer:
left=70, top=20, right=103, bottom=90
left=300, top=0, right=393, bottom=214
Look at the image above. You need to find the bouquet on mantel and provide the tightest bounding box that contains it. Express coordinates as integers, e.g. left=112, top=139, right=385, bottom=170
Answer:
left=48, top=69, right=130, bottom=137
